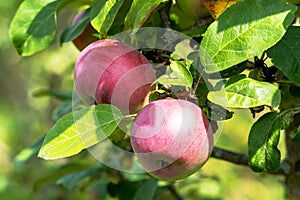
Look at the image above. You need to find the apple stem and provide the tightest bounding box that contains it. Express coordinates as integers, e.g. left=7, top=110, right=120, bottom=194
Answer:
left=123, top=114, right=137, bottom=118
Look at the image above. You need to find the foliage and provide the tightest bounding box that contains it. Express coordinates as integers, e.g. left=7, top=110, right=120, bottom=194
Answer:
left=8, top=0, right=300, bottom=199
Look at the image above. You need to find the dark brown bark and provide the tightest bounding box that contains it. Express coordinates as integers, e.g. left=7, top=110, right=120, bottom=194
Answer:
left=285, top=114, right=300, bottom=200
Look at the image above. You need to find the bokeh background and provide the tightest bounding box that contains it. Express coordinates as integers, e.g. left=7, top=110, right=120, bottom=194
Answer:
left=0, top=1, right=288, bottom=199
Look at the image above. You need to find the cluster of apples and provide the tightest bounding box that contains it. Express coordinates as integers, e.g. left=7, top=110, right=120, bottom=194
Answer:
left=72, top=12, right=213, bottom=181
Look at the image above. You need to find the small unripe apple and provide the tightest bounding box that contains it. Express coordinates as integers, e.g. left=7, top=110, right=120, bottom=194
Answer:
left=74, top=39, right=155, bottom=114
left=131, top=99, right=213, bottom=181
left=176, top=0, right=210, bottom=21
left=72, top=10, right=98, bottom=51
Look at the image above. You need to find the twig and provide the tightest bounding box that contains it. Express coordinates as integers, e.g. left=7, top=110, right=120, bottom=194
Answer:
left=167, top=184, right=184, bottom=200
left=182, top=16, right=214, bottom=32
left=192, top=73, right=203, bottom=96
left=211, top=146, right=291, bottom=175
left=159, top=0, right=172, bottom=28
left=211, top=146, right=249, bottom=166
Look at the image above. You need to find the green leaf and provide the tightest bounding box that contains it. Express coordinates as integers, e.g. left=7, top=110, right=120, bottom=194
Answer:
left=52, top=102, right=74, bottom=121
left=248, top=112, right=281, bottom=172
left=200, top=0, right=296, bottom=73
left=280, top=111, right=295, bottom=129
left=207, top=78, right=281, bottom=108
left=124, top=0, right=167, bottom=30
left=9, top=0, right=63, bottom=56
left=60, top=9, right=92, bottom=44
left=32, top=88, right=72, bottom=101
left=203, top=103, right=234, bottom=121
left=56, top=166, right=101, bottom=190
left=34, top=163, right=91, bottom=191
left=156, top=61, right=193, bottom=87
left=38, top=104, right=123, bottom=160
left=107, top=182, right=143, bottom=200
left=133, top=178, right=158, bottom=200
left=14, top=137, right=44, bottom=165
left=292, top=125, right=300, bottom=142
left=289, top=85, right=300, bottom=98
left=208, top=63, right=247, bottom=79
left=267, top=26, right=300, bottom=87
left=169, top=61, right=193, bottom=87
left=91, top=0, right=124, bottom=37
left=58, top=0, right=95, bottom=9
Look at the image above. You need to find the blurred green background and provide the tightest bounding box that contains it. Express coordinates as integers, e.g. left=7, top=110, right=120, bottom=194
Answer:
left=0, top=1, right=288, bottom=199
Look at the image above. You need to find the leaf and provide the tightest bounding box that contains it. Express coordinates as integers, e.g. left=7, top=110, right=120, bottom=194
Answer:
left=207, top=78, right=281, bottom=108
left=133, top=178, right=158, bottom=200
left=292, top=125, right=300, bottom=142
left=60, top=9, right=92, bottom=44
left=267, top=26, right=300, bottom=87
left=124, top=0, right=167, bottom=30
left=33, top=163, right=91, bottom=191
left=52, top=102, right=74, bottom=121
left=91, top=0, right=124, bottom=37
left=280, top=111, right=295, bottom=129
left=38, top=104, right=123, bottom=160
left=169, top=61, right=193, bottom=87
left=156, top=61, right=193, bottom=87
left=203, top=102, right=234, bottom=121
left=56, top=167, right=101, bottom=190
left=289, top=85, right=300, bottom=98
left=14, top=137, right=44, bottom=165
left=32, top=88, right=73, bottom=101
left=200, top=0, right=297, bottom=73
left=248, top=112, right=281, bottom=172
left=203, top=0, right=241, bottom=19
left=9, top=0, right=63, bottom=56
left=208, top=62, right=246, bottom=79
left=58, top=0, right=95, bottom=9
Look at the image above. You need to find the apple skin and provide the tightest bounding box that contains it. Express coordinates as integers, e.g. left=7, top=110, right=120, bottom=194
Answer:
left=176, top=0, right=210, bottom=21
left=130, top=99, right=213, bottom=181
left=74, top=39, right=156, bottom=114
left=72, top=10, right=98, bottom=51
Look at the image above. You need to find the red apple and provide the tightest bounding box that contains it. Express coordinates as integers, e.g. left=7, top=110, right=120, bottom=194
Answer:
left=130, top=99, right=213, bottom=181
left=72, top=10, right=98, bottom=51
left=74, top=39, right=155, bottom=114
left=176, top=0, right=210, bottom=21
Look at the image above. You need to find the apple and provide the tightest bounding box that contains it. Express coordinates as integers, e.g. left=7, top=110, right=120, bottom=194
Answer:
left=130, top=99, right=213, bottom=181
left=74, top=39, right=156, bottom=114
left=176, top=0, right=210, bottom=21
left=72, top=10, right=98, bottom=51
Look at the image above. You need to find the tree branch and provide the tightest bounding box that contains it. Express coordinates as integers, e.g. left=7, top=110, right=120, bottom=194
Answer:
left=167, top=184, right=184, bottom=200
left=211, top=146, right=291, bottom=176
left=285, top=113, right=300, bottom=199
left=211, top=146, right=248, bottom=166
left=159, top=0, right=172, bottom=28
left=182, top=16, right=214, bottom=32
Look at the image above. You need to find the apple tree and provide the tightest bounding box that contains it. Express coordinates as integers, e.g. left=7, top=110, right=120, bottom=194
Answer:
left=10, top=0, right=300, bottom=199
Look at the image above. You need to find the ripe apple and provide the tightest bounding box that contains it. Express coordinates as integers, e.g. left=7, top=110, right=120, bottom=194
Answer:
left=74, top=39, right=156, bottom=114
left=130, top=99, right=213, bottom=181
left=72, top=10, right=98, bottom=51
left=176, top=0, right=210, bottom=21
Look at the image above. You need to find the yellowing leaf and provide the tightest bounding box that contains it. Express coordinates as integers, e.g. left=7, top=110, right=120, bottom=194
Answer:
left=203, top=0, right=241, bottom=19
